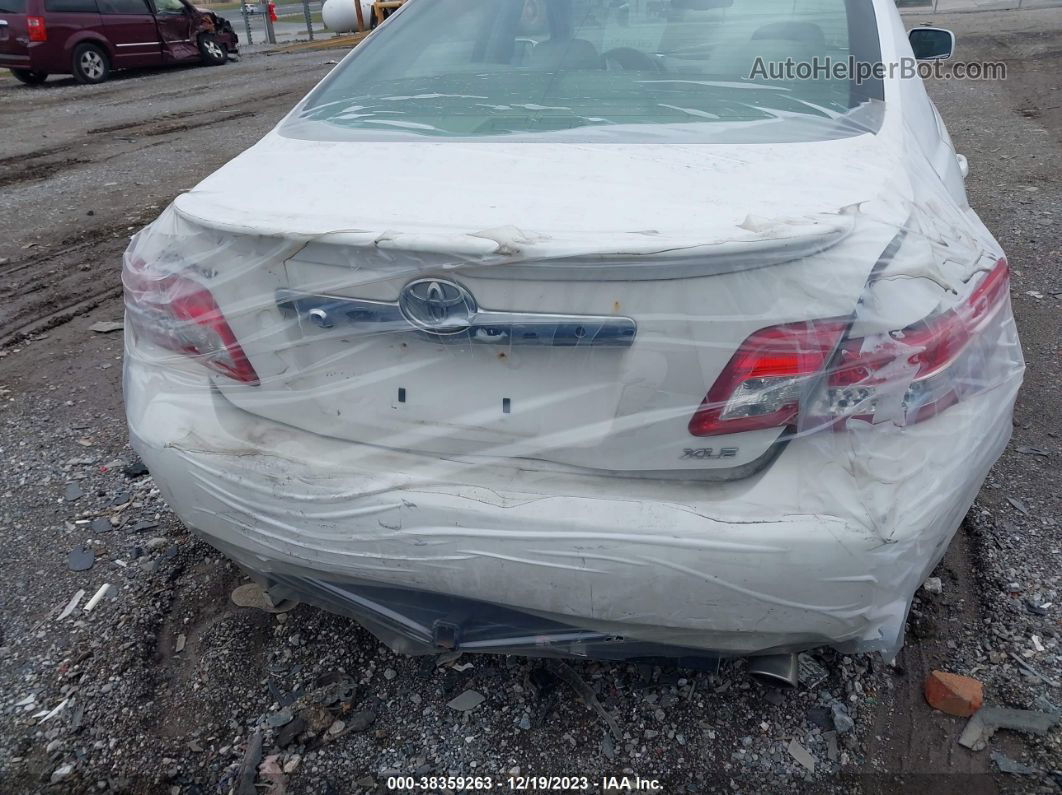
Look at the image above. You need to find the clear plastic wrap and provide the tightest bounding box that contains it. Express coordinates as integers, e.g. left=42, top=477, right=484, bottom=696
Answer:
left=122, top=0, right=1024, bottom=661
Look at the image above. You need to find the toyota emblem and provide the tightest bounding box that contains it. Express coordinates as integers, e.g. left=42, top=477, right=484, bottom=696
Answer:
left=398, top=278, right=478, bottom=334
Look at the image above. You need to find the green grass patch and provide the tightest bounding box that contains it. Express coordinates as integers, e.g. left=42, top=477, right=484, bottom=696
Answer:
left=200, top=0, right=244, bottom=10
left=278, top=9, right=322, bottom=23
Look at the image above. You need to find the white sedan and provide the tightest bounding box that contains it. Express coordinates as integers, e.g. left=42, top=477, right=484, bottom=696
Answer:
left=123, top=0, right=1023, bottom=680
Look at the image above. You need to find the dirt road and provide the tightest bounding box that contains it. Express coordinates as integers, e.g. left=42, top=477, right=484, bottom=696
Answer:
left=0, top=12, right=1059, bottom=793
left=0, top=51, right=333, bottom=347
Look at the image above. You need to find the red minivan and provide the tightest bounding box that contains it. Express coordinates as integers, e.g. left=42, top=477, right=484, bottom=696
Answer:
left=0, top=0, right=238, bottom=84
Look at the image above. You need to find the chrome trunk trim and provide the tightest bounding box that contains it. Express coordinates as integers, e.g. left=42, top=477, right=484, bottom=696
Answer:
left=276, top=287, right=637, bottom=347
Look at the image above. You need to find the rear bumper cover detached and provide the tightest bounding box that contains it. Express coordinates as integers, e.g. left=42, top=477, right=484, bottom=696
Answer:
left=126, top=356, right=1016, bottom=660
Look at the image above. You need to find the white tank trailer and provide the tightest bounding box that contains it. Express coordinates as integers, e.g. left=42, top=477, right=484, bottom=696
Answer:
left=321, top=0, right=376, bottom=33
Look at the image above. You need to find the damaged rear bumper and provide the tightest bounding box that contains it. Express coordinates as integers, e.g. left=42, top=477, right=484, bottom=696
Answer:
left=232, top=560, right=721, bottom=667
left=126, top=356, right=1015, bottom=660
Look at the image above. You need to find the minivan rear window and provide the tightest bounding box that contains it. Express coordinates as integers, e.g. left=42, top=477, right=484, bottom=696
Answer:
left=98, top=0, right=150, bottom=12
left=44, top=0, right=99, bottom=11
left=0, top=0, right=27, bottom=11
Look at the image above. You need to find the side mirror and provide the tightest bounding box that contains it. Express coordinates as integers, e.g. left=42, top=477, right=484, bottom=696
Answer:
left=909, top=27, right=955, bottom=61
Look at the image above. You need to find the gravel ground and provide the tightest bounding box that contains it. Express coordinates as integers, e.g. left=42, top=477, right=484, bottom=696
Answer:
left=0, top=9, right=1059, bottom=794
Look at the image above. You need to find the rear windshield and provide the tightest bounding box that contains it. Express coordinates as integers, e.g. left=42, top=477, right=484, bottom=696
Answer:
left=287, top=0, right=884, bottom=143
left=0, top=0, right=27, bottom=11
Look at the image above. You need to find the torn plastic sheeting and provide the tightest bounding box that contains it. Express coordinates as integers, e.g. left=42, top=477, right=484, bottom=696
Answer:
left=126, top=353, right=1017, bottom=657
left=122, top=205, right=1022, bottom=658
left=122, top=182, right=1023, bottom=659
left=124, top=208, right=915, bottom=471
left=121, top=0, right=1024, bottom=661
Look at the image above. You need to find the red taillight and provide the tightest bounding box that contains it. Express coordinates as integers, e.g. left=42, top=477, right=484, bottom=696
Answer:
left=125, top=264, right=260, bottom=385
left=27, top=16, right=47, bottom=42
left=825, top=257, right=1010, bottom=425
left=688, top=318, right=847, bottom=436
left=690, top=258, right=1011, bottom=437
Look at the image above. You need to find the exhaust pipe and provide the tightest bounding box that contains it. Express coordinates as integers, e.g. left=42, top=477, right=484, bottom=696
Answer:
left=747, top=653, right=799, bottom=688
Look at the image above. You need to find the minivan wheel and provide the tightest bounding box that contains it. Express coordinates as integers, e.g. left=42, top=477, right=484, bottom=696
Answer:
left=11, top=69, right=48, bottom=85
left=197, top=34, right=226, bottom=66
left=72, top=44, right=110, bottom=84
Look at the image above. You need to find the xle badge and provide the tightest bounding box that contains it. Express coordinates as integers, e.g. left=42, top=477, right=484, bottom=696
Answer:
left=681, top=447, right=738, bottom=460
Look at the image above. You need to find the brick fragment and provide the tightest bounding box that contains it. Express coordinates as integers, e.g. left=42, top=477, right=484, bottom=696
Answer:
left=925, top=670, right=984, bottom=717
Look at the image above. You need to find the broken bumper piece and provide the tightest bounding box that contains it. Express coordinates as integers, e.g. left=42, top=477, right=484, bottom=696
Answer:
left=233, top=560, right=717, bottom=668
